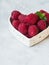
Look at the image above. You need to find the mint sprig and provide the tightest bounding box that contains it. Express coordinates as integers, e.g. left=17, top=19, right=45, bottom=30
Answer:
left=36, top=11, right=47, bottom=21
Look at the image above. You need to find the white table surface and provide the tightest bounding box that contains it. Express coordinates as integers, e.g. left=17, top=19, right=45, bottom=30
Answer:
left=0, top=0, right=49, bottom=65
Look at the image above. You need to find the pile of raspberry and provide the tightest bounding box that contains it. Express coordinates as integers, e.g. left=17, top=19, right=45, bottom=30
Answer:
left=10, top=10, right=49, bottom=38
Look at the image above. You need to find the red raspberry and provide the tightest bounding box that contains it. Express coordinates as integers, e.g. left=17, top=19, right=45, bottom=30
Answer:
left=18, top=14, right=27, bottom=22
left=37, top=20, right=46, bottom=31
left=12, top=20, right=20, bottom=29
left=18, top=23, right=27, bottom=35
left=10, top=17, right=13, bottom=23
left=25, top=13, right=38, bottom=24
left=11, top=10, right=21, bottom=20
left=45, top=13, right=49, bottom=24
left=28, top=25, right=39, bottom=37
left=34, top=14, right=39, bottom=21
left=26, top=34, right=31, bottom=38
left=25, top=23, right=31, bottom=29
left=40, top=10, right=49, bottom=24
left=40, top=10, right=48, bottom=14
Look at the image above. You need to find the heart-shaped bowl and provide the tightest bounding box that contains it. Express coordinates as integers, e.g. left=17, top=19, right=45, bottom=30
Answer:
left=8, top=0, right=49, bottom=46
left=9, top=18, right=49, bottom=46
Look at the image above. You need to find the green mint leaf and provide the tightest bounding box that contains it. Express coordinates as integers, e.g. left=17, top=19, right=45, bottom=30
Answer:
left=42, top=17, right=47, bottom=21
left=36, top=11, right=47, bottom=21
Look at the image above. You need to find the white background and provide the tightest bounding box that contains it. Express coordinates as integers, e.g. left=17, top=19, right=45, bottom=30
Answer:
left=0, top=0, right=49, bottom=65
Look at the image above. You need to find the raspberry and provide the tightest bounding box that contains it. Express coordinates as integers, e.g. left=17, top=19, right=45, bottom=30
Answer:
left=40, top=10, right=48, bottom=14
left=11, top=10, right=21, bottom=20
left=37, top=20, right=46, bottom=31
left=25, top=13, right=38, bottom=24
left=40, top=10, right=49, bottom=24
left=34, top=13, right=39, bottom=21
left=10, top=17, right=13, bottom=23
left=18, top=23, right=27, bottom=35
left=26, top=23, right=31, bottom=29
left=18, top=14, right=27, bottom=22
left=12, top=20, right=20, bottom=29
left=28, top=25, right=39, bottom=37
left=45, top=13, right=49, bottom=24
left=26, top=34, right=31, bottom=38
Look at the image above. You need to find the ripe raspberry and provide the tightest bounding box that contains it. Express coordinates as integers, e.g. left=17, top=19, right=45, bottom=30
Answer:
left=37, top=20, right=46, bottom=31
left=12, top=20, right=20, bottom=29
left=26, top=34, right=31, bottom=38
left=45, top=13, right=49, bottom=24
left=18, top=23, right=27, bottom=35
left=40, top=10, right=48, bottom=14
left=18, top=14, right=27, bottom=22
left=25, top=13, right=38, bottom=24
left=28, top=25, right=39, bottom=37
left=10, top=17, right=13, bottom=23
left=11, top=10, right=21, bottom=20
left=34, top=14, right=39, bottom=21
left=40, top=10, right=49, bottom=24
left=26, top=23, right=31, bottom=29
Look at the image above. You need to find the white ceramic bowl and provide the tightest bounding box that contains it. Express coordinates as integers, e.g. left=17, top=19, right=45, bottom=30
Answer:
left=9, top=19, right=49, bottom=46
left=8, top=0, right=49, bottom=46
